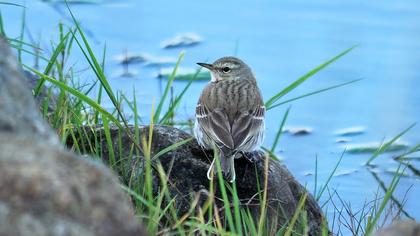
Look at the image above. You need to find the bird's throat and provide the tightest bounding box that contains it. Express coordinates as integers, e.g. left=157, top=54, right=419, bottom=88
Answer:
left=210, top=73, right=219, bottom=83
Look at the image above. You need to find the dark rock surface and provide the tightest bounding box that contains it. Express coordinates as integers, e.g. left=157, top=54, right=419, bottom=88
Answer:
left=0, top=36, right=146, bottom=236
left=68, top=125, right=327, bottom=235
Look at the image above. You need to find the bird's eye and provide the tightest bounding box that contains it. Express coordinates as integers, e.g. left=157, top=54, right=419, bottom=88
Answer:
left=222, top=67, right=231, bottom=73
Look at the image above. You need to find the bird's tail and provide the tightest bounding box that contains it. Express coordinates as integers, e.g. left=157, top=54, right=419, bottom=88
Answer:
left=207, top=151, right=237, bottom=182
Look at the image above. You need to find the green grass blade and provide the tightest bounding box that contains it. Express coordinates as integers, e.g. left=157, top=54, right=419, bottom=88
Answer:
left=93, top=44, right=106, bottom=124
left=69, top=29, right=116, bottom=103
left=102, top=115, right=116, bottom=168
left=213, top=151, right=236, bottom=233
left=7, top=37, right=43, bottom=50
left=0, top=10, right=5, bottom=37
left=257, top=154, right=270, bottom=236
left=34, top=31, right=71, bottom=96
left=270, top=106, right=291, bottom=152
left=159, top=67, right=200, bottom=124
left=7, top=42, right=49, bottom=62
left=25, top=65, right=122, bottom=127
left=154, top=52, right=185, bottom=124
left=265, top=45, right=357, bottom=109
left=366, top=123, right=416, bottom=165
left=65, top=3, right=131, bottom=129
left=0, top=2, right=25, bottom=7
left=364, top=166, right=404, bottom=235
left=267, top=79, right=361, bottom=110
left=151, top=137, right=193, bottom=161
left=120, top=184, right=155, bottom=209
left=313, top=155, right=318, bottom=197
left=284, top=193, right=307, bottom=236
left=17, top=6, right=26, bottom=63
left=316, top=149, right=345, bottom=201
left=231, top=183, right=243, bottom=236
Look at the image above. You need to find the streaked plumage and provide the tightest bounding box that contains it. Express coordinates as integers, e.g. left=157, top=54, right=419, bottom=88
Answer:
left=194, top=57, right=265, bottom=182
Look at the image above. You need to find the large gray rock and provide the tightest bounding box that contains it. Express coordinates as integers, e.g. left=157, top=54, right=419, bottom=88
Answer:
left=0, top=36, right=146, bottom=235
left=68, top=125, right=326, bottom=236
left=0, top=38, right=57, bottom=145
left=374, top=221, right=420, bottom=236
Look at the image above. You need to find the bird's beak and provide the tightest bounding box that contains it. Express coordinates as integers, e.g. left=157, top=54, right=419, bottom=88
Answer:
left=197, top=62, right=214, bottom=71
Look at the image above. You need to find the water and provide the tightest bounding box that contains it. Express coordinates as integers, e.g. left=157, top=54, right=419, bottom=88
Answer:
left=2, top=0, right=420, bottom=233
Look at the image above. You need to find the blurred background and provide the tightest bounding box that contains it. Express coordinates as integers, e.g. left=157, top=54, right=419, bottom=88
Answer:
left=1, top=0, right=419, bottom=233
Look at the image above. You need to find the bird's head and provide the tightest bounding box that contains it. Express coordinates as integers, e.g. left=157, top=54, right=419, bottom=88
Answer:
left=197, top=56, right=253, bottom=83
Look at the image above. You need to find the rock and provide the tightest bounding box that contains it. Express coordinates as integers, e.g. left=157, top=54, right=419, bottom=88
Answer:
left=114, top=52, right=148, bottom=65
left=0, top=137, right=146, bottom=236
left=335, top=138, right=351, bottom=143
left=334, top=126, right=366, bottom=137
left=67, top=125, right=327, bottom=235
left=0, top=38, right=58, bottom=145
left=157, top=67, right=210, bottom=81
left=345, top=141, right=409, bottom=154
left=374, top=220, right=420, bottom=236
left=283, top=126, right=313, bottom=136
left=160, top=32, right=202, bottom=49
left=0, top=36, right=146, bottom=236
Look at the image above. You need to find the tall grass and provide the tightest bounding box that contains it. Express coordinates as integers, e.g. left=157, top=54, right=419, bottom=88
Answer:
left=1, top=4, right=418, bottom=236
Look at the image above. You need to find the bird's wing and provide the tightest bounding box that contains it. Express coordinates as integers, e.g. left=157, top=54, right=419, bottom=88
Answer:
left=231, top=105, right=265, bottom=149
left=196, top=103, right=235, bottom=150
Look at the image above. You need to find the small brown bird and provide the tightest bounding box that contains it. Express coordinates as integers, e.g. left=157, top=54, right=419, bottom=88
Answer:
left=194, top=56, right=265, bottom=182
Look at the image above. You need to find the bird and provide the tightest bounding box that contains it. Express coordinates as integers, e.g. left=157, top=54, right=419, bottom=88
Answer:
left=194, top=56, right=265, bottom=182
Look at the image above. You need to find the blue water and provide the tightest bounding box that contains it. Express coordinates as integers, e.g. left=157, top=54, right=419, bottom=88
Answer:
left=2, top=0, right=419, bottom=234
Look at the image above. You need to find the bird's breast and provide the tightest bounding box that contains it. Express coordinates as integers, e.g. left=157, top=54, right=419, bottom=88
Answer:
left=201, top=79, right=262, bottom=112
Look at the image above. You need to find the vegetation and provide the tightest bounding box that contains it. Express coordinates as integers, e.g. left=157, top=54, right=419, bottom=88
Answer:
left=1, top=2, right=418, bottom=235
